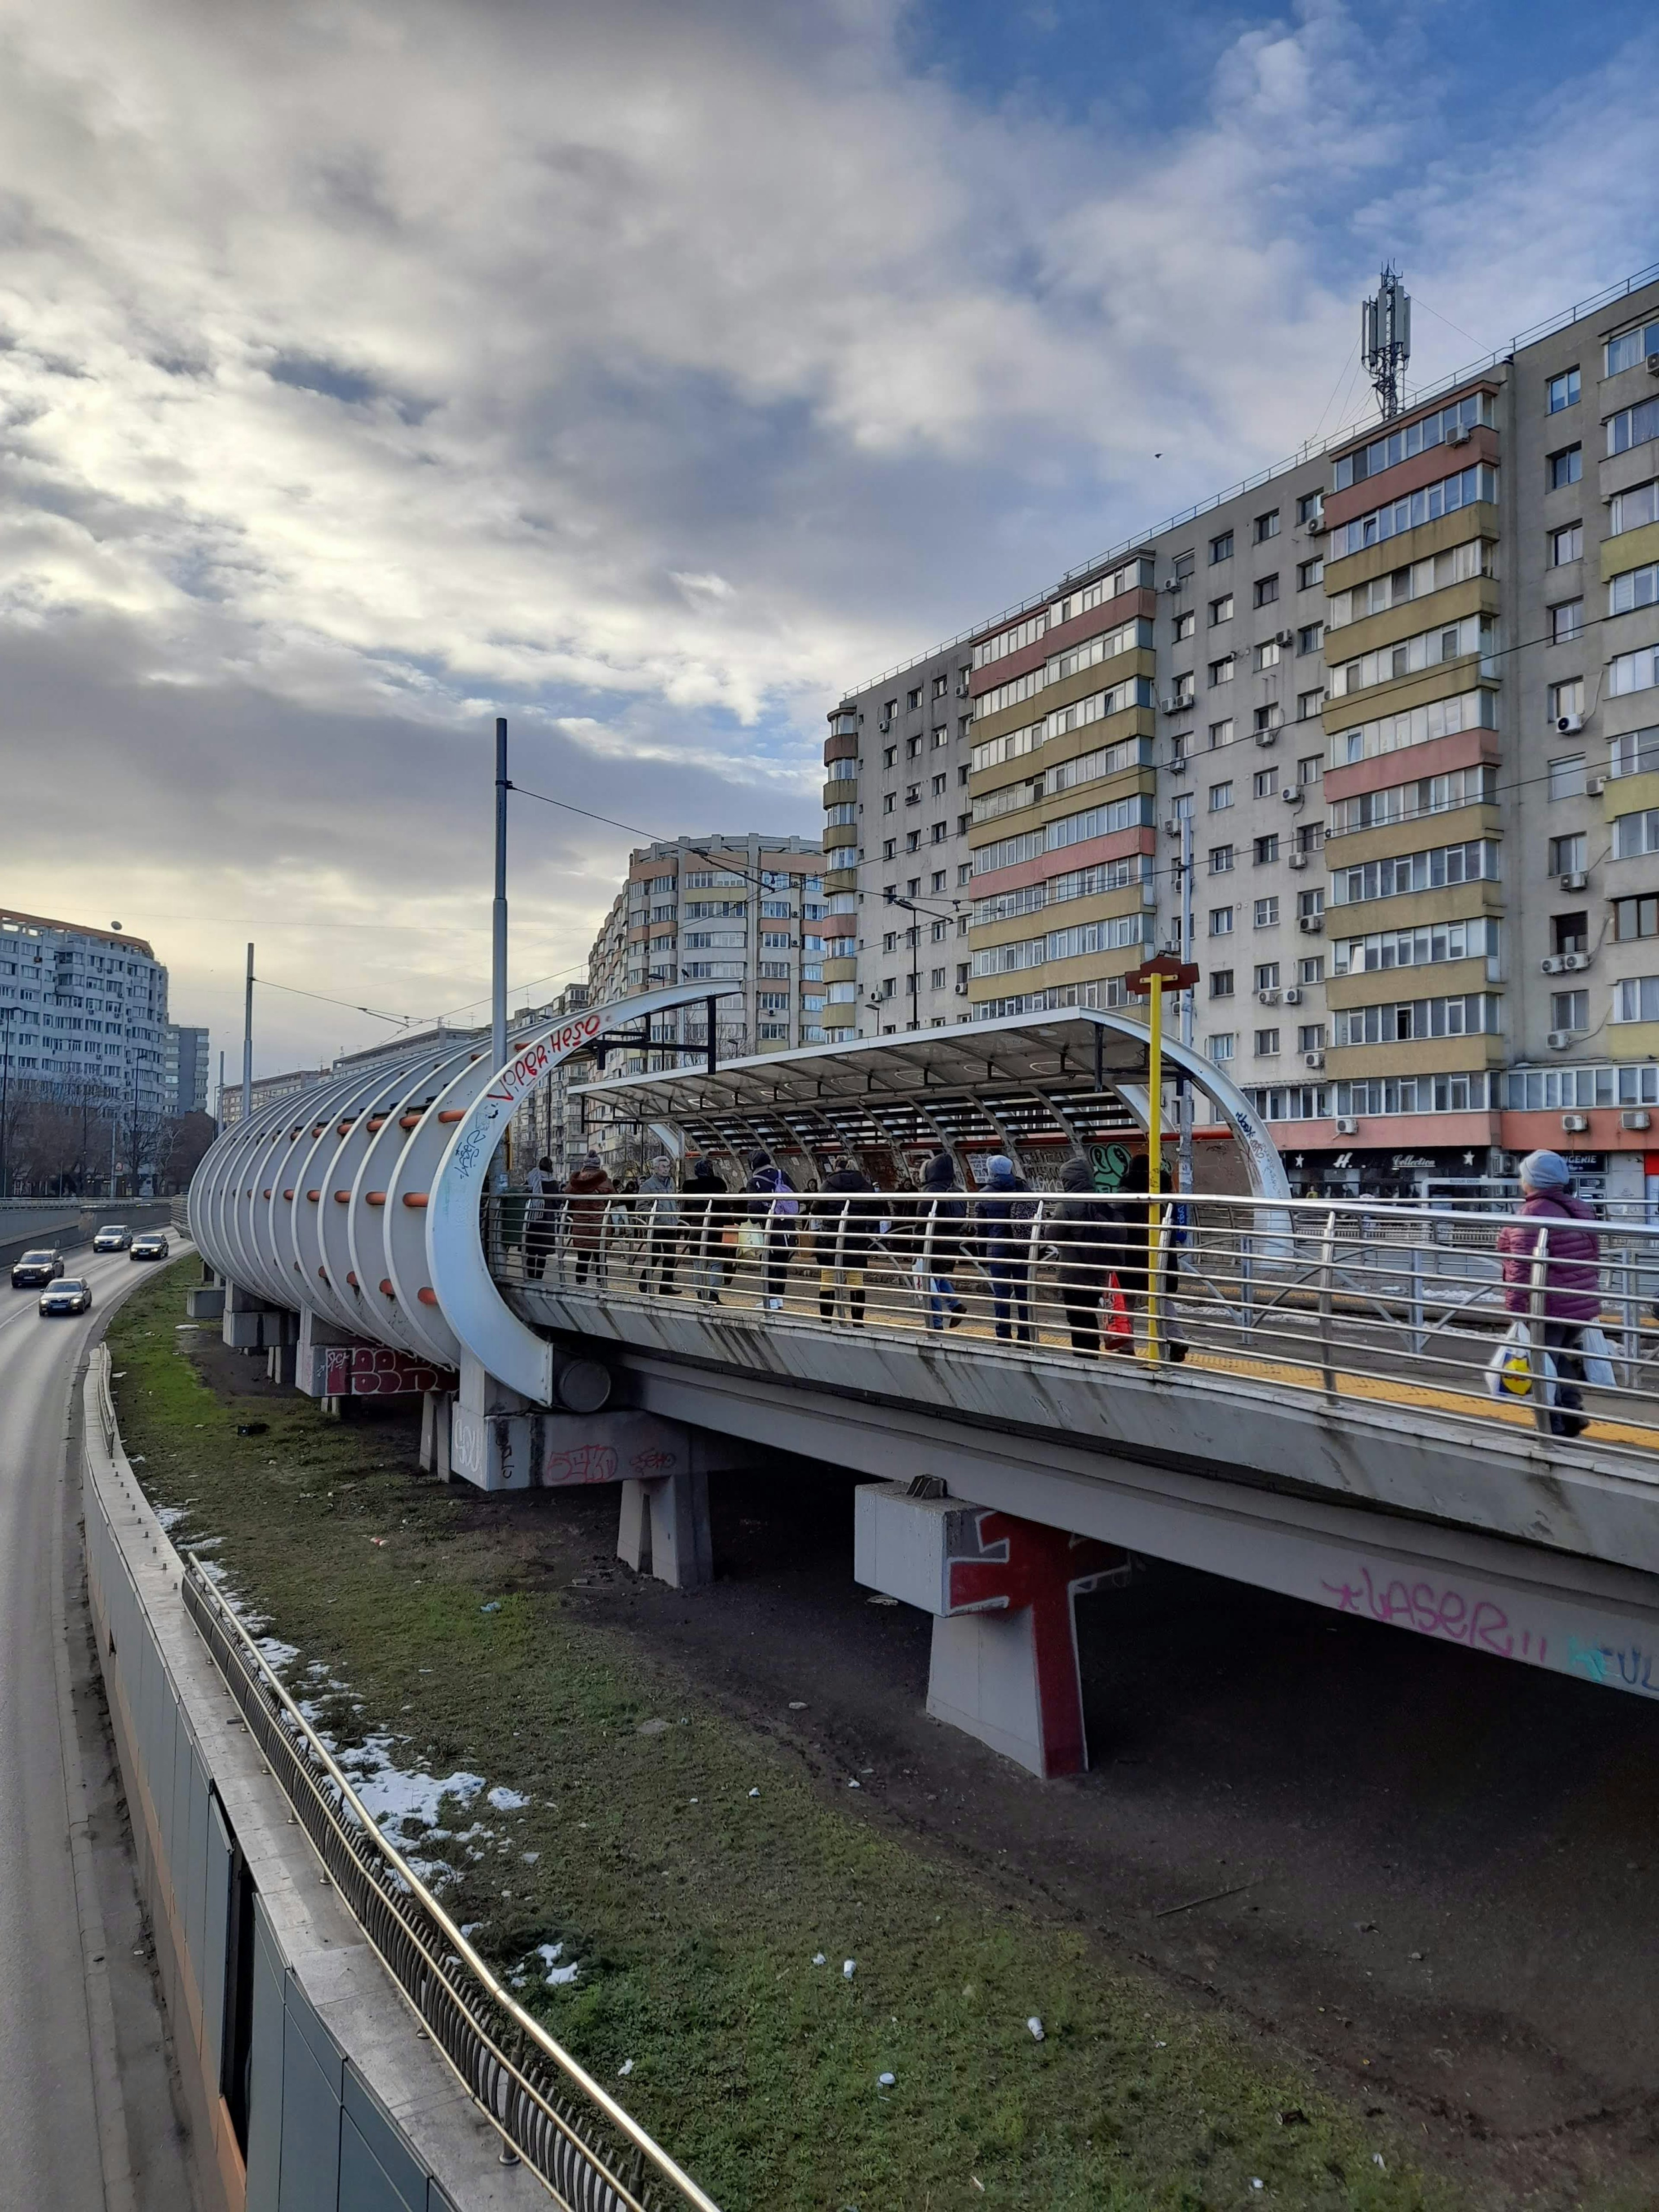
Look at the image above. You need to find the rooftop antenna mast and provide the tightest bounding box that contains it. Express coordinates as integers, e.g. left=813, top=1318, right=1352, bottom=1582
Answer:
left=1362, top=262, right=1411, bottom=420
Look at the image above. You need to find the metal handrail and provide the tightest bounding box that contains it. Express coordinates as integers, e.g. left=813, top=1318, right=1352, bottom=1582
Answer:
left=494, top=1189, right=1659, bottom=1456
left=180, top=1559, right=721, bottom=2212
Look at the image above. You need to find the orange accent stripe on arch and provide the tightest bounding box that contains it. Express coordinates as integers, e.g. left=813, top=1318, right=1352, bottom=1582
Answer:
left=402, top=1192, right=429, bottom=1208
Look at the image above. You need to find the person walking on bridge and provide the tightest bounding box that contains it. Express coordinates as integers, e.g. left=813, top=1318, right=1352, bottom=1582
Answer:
left=524, top=1154, right=560, bottom=1282
left=910, top=1150, right=967, bottom=1331
left=744, top=1149, right=800, bottom=1310
left=637, top=1154, right=680, bottom=1296
left=974, top=1153, right=1036, bottom=1344
left=566, top=1152, right=614, bottom=1289
left=1051, top=1155, right=1134, bottom=1357
left=1497, top=1149, right=1601, bottom=1439
left=683, top=1155, right=731, bottom=1303
left=815, top=1156, right=878, bottom=1325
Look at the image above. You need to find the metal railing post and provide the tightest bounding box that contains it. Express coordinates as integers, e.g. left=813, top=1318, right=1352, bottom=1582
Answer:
left=1317, top=1207, right=1338, bottom=1398
left=1408, top=1239, right=1425, bottom=1355
left=1527, top=1224, right=1552, bottom=1434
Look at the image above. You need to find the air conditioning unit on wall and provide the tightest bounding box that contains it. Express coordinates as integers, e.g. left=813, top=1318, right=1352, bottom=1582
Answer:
left=1334, top=1116, right=1358, bottom=1135
left=1621, top=1109, right=1652, bottom=1130
left=1561, top=1112, right=1590, bottom=1133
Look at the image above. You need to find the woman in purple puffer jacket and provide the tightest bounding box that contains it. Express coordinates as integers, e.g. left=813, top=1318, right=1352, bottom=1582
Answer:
left=1496, top=1149, right=1603, bottom=1438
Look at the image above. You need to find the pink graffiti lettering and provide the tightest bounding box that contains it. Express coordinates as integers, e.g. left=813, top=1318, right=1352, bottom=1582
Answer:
left=1318, top=1564, right=1539, bottom=1662
left=543, top=1443, right=620, bottom=1486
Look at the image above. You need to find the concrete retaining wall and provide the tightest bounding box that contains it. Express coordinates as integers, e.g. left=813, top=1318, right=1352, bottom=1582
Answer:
left=2, top=1198, right=175, bottom=1271
left=82, top=1350, right=518, bottom=2212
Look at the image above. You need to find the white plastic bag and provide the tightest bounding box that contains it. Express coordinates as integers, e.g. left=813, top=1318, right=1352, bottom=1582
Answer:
left=1578, top=1323, right=1618, bottom=1391
left=1486, top=1321, right=1556, bottom=1404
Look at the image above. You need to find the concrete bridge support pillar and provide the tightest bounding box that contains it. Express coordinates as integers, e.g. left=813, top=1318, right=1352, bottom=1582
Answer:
left=855, top=1481, right=1130, bottom=1779
left=221, top=1281, right=292, bottom=1354
left=419, top=1390, right=453, bottom=1477
left=617, top=1467, right=714, bottom=1590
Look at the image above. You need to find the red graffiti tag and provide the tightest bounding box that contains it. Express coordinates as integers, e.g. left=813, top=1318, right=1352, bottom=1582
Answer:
left=543, top=1443, right=620, bottom=1486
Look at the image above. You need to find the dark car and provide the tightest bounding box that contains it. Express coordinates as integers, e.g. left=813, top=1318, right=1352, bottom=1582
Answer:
left=39, top=1278, right=92, bottom=1317
left=92, top=1225, right=133, bottom=1252
left=130, top=1232, right=170, bottom=1262
left=11, top=1249, right=64, bottom=1289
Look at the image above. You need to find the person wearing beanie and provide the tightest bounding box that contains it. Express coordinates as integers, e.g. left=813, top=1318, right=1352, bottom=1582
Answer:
left=973, top=1150, right=1036, bottom=1343
left=565, top=1151, right=614, bottom=1289
left=1497, top=1150, right=1603, bottom=1437
left=743, top=1149, right=800, bottom=1309
left=1051, top=1155, right=1137, bottom=1357
left=906, top=1150, right=967, bottom=1330
left=683, top=1154, right=731, bottom=1302
left=814, top=1154, right=878, bottom=1325
left=636, top=1153, right=681, bottom=1296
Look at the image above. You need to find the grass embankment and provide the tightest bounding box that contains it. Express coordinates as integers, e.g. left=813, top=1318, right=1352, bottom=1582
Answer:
left=108, top=1262, right=1443, bottom=2212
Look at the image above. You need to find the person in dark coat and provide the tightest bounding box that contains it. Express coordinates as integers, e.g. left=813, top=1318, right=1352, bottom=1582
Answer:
left=814, top=1156, right=879, bottom=1324
left=565, top=1153, right=613, bottom=1288
left=524, top=1154, right=559, bottom=1282
left=1050, top=1155, right=1135, bottom=1356
left=743, top=1149, right=800, bottom=1309
left=973, top=1153, right=1036, bottom=1343
left=683, top=1155, right=731, bottom=1302
left=907, top=1150, right=967, bottom=1330
left=1496, top=1148, right=1604, bottom=1437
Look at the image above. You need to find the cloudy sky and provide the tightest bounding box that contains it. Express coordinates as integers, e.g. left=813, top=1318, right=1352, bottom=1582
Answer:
left=3, top=0, right=1656, bottom=1082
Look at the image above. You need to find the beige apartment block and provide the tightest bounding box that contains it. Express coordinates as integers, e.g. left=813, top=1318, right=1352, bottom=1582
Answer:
left=823, top=263, right=1659, bottom=1209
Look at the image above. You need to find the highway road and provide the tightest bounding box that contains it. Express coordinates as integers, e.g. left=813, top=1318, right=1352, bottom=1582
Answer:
left=0, top=1237, right=198, bottom=2212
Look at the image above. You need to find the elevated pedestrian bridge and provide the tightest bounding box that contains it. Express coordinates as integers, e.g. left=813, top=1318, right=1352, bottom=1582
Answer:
left=190, top=994, right=1659, bottom=1765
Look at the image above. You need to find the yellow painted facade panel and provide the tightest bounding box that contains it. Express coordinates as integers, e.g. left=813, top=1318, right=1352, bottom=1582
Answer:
left=972, top=883, right=1147, bottom=953
left=1322, top=506, right=1501, bottom=596
left=1327, top=1033, right=1507, bottom=1078
left=1323, top=574, right=1500, bottom=662
left=1328, top=880, right=1505, bottom=933
left=968, top=769, right=1156, bottom=855
left=1608, top=1022, right=1659, bottom=1059
left=1322, top=653, right=1493, bottom=733
left=1325, top=954, right=1493, bottom=1010
left=1323, top=806, right=1501, bottom=871
left=1605, top=771, right=1659, bottom=821
left=969, top=648, right=1156, bottom=746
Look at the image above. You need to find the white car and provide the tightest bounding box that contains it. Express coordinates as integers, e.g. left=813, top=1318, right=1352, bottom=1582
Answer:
left=92, top=1225, right=133, bottom=1252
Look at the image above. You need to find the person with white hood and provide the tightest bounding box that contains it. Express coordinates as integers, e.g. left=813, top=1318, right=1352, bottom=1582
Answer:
left=1496, top=1149, right=1603, bottom=1440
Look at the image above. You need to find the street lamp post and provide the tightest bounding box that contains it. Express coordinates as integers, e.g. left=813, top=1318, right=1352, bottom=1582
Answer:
left=492, top=716, right=509, bottom=1074
left=0, top=1002, right=13, bottom=1199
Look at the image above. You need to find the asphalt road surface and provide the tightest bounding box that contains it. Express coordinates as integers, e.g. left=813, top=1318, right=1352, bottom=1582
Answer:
left=0, top=1239, right=197, bottom=2212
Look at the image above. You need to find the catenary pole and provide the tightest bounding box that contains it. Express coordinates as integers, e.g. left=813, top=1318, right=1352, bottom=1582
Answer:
left=242, top=941, right=254, bottom=1125
left=492, top=718, right=509, bottom=1075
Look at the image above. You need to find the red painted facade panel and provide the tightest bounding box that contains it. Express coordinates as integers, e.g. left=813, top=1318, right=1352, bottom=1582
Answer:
left=969, top=826, right=1155, bottom=901
left=1324, top=425, right=1500, bottom=533
left=969, top=591, right=1156, bottom=702
left=1322, top=725, right=1500, bottom=804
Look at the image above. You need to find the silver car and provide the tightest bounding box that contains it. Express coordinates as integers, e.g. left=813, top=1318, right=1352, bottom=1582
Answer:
left=39, top=1279, right=92, bottom=1316
left=92, top=1225, right=133, bottom=1252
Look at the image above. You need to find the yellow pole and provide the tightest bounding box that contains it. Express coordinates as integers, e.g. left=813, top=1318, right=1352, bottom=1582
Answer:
left=1147, top=970, right=1163, bottom=1360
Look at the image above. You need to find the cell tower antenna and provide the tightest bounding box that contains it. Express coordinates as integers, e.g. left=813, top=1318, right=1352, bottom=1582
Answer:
left=1361, top=262, right=1411, bottom=420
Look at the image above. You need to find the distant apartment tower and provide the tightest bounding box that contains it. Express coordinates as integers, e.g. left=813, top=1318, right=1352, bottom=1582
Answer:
left=165, top=1023, right=210, bottom=1116
left=217, top=1065, right=330, bottom=1128
left=824, top=262, right=1659, bottom=1211
left=0, top=908, right=168, bottom=1115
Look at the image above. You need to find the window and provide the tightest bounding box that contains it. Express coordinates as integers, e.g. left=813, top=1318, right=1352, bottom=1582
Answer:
left=907, top=687, right=921, bottom=710
left=1551, top=912, right=1588, bottom=955
left=1209, top=969, right=1235, bottom=998
left=1209, top=844, right=1234, bottom=873
left=1333, top=394, right=1492, bottom=490
left=1254, top=834, right=1280, bottom=865
left=1254, top=510, right=1280, bottom=543
left=1209, top=906, right=1234, bottom=936
left=932, top=726, right=948, bottom=748
left=882, top=838, right=895, bottom=860
left=1253, top=705, right=1278, bottom=734
left=958, top=764, right=970, bottom=784
left=1326, top=464, right=1498, bottom=558
left=1328, top=841, right=1497, bottom=907
left=1253, top=767, right=1278, bottom=797
left=1172, top=791, right=1194, bottom=817
left=1298, top=688, right=1325, bottom=720
left=1548, top=680, right=1584, bottom=723
left=931, top=871, right=947, bottom=893
left=931, top=772, right=947, bottom=796
left=1173, top=551, right=1195, bottom=581
left=1548, top=444, right=1583, bottom=490
left=1609, top=563, right=1659, bottom=617
left=1255, top=896, right=1280, bottom=927
left=931, top=967, right=947, bottom=990
left=1208, top=594, right=1233, bottom=626
left=1550, top=599, right=1584, bottom=643
left=933, top=672, right=948, bottom=698
left=1327, top=611, right=1495, bottom=699
left=1209, top=780, right=1233, bottom=810
left=1615, top=894, right=1659, bottom=941
left=883, top=792, right=895, bottom=814
left=1607, top=321, right=1659, bottom=376
left=1297, top=556, right=1324, bottom=591
left=905, top=782, right=920, bottom=804
left=1614, top=976, right=1659, bottom=1023
left=906, top=830, right=921, bottom=852
left=1551, top=523, right=1583, bottom=566
left=1611, top=480, right=1659, bottom=535
left=1547, top=368, right=1580, bottom=413
left=1299, top=955, right=1325, bottom=984
left=907, top=735, right=922, bottom=758
left=1209, top=655, right=1236, bottom=686
left=1208, top=718, right=1233, bottom=749
left=1208, top=1033, right=1236, bottom=1062
left=1297, top=492, right=1323, bottom=525
left=1170, top=671, right=1195, bottom=707
left=1254, top=575, right=1279, bottom=608
left=1173, top=609, right=1195, bottom=641
left=1297, top=623, right=1322, bottom=655
left=1614, top=808, right=1659, bottom=858
left=1298, top=1023, right=1326, bottom=1053
left=1210, top=531, right=1233, bottom=564
left=1255, top=962, right=1281, bottom=990
left=1328, top=686, right=1497, bottom=769
left=1607, top=395, right=1659, bottom=457
left=1255, top=639, right=1281, bottom=671
left=1609, top=645, right=1659, bottom=697
left=1548, top=833, right=1586, bottom=875
left=1550, top=989, right=1590, bottom=1032
left=1611, top=725, right=1659, bottom=778
left=1254, top=1028, right=1281, bottom=1055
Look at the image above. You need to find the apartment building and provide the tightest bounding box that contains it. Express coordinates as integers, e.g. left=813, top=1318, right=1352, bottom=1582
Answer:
left=823, top=264, right=1659, bottom=1210
left=0, top=908, right=169, bottom=1115
left=582, top=832, right=825, bottom=1169
left=164, top=1023, right=210, bottom=1116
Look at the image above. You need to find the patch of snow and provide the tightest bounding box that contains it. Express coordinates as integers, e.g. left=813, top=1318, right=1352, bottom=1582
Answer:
left=528, top=1943, right=579, bottom=1987
left=486, top=1785, right=528, bottom=1812
left=256, top=1637, right=299, bottom=1670
left=154, top=1506, right=188, bottom=1531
